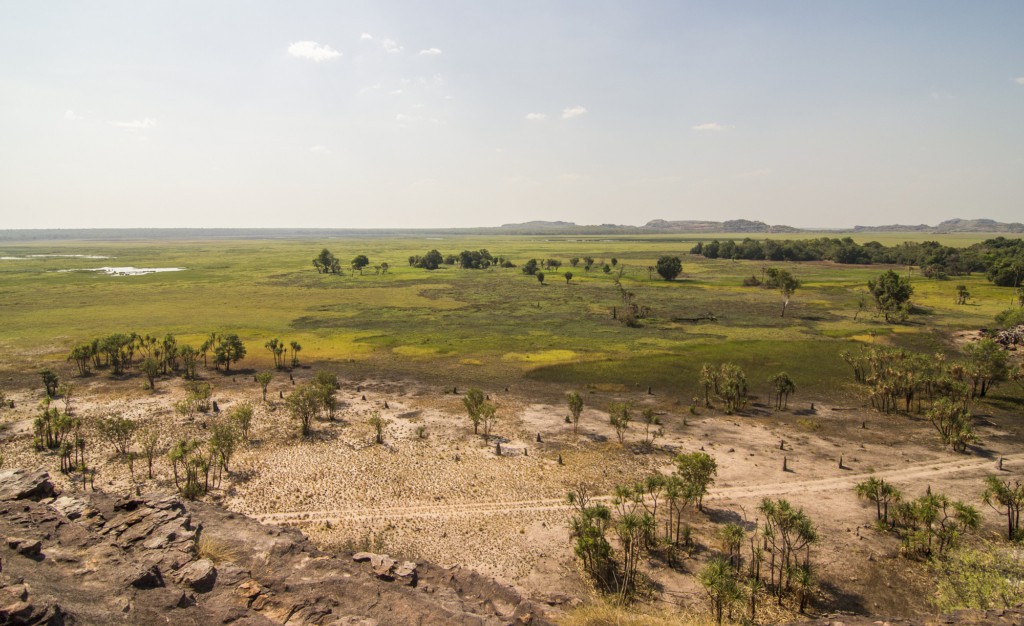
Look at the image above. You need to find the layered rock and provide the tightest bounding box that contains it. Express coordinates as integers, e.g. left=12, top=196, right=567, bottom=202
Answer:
left=0, top=469, right=549, bottom=625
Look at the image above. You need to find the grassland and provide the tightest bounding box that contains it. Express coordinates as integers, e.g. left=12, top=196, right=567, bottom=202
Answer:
left=2, top=231, right=1024, bottom=621
left=1, top=232, right=1020, bottom=403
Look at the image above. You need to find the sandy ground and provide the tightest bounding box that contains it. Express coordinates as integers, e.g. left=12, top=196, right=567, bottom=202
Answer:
left=1, top=368, right=1021, bottom=618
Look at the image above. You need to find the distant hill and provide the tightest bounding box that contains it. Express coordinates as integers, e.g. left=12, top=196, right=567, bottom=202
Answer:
left=642, top=219, right=800, bottom=233
left=853, top=218, right=1024, bottom=233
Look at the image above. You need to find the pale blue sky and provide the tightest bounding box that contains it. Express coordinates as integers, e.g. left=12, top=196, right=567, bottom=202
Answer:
left=1, top=2, right=1022, bottom=229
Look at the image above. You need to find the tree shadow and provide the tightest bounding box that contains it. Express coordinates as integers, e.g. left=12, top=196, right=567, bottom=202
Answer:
left=704, top=507, right=745, bottom=526
left=817, top=578, right=869, bottom=615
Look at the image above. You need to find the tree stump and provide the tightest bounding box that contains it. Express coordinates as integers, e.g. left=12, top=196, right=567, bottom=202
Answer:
left=557, top=454, right=563, bottom=465
left=536, top=432, right=542, bottom=443
left=495, top=442, right=501, bottom=456
left=783, top=456, right=788, bottom=472
left=838, top=454, right=844, bottom=469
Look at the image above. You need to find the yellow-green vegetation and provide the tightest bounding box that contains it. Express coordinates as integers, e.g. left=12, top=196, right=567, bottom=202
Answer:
left=932, top=543, right=1024, bottom=612
left=0, top=234, right=1020, bottom=401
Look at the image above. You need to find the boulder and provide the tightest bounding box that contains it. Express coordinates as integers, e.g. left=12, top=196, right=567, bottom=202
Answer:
left=6, top=536, right=43, bottom=559
left=0, top=469, right=55, bottom=502
left=125, top=564, right=165, bottom=589
left=175, top=558, right=217, bottom=593
left=370, top=554, right=397, bottom=578
left=51, top=495, right=95, bottom=521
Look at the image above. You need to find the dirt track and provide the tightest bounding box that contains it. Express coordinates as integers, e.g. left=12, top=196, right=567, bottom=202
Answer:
left=256, top=452, right=1017, bottom=525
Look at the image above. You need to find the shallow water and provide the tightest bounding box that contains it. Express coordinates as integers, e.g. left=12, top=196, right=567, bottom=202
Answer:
left=56, top=266, right=185, bottom=276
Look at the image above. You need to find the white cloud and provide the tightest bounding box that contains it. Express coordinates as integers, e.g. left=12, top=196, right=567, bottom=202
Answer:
left=419, top=48, right=442, bottom=56
left=382, top=39, right=403, bottom=54
left=310, top=145, right=331, bottom=155
left=360, top=33, right=374, bottom=41
left=287, top=41, right=342, bottom=62
left=525, top=113, right=547, bottom=121
left=691, top=122, right=732, bottom=131
left=64, top=110, right=84, bottom=121
left=109, top=118, right=156, bottom=130
left=396, top=113, right=414, bottom=123
left=1016, top=77, right=1024, bottom=85
left=562, top=105, right=587, bottom=119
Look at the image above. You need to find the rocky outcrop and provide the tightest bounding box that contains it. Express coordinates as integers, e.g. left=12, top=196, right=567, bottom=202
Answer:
left=0, top=469, right=550, bottom=625
left=0, top=469, right=55, bottom=501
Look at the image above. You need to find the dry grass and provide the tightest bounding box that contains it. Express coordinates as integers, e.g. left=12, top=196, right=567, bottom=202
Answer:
left=560, top=602, right=714, bottom=626
left=195, top=533, right=239, bottom=564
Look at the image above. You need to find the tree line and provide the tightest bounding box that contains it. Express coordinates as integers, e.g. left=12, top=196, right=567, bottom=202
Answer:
left=692, top=236, right=1024, bottom=286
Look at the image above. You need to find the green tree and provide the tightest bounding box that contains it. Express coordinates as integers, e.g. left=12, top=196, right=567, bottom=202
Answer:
left=699, top=557, right=740, bottom=626
left=962, top=338, right=1009, bottom=398
left=208, top=418, right=238, bottom=486
left=521, top=259, right=539, bottom=275
left=479, top=401, right=498, bottom=440
left=981, top=476, right=1024, bottom=541
left=67, top=343, right=94, bottom=376
left=351, top=254, right=370, bottom=274
left=139, top=426, right=161, bottom=479
left=717, top=363, right=748, bottom=414
left=956, top=284, right=971, bottom=305
left=608, top=402, right=631, bottom=444
left=289, top=341, right=302, bottom=367
left=256, top=371, right=273, bottom=402
left=674, top=452, right=717, bottom=511
left=765, top=268, right=800, bottom=317
left=313, top=248, right=341, bottom=274
left=640, top=408, right=662, bottom=445
left=462, top=388, right=486, bottom=434
left=287, top=383, right=322, bottom=437
left=564, top=271, right=573, bottom=284
left=140, top=357, right=160, bottom=390
left=368, top=410, right=390, bottom=444
left=536, top=271, right=545, bottom=285
left=96, top=414, right=138, bottom=459
left=214, top=334, right=246, bottom=371
left=769, top=372, right=796, bottom=410
left=927, top=397, right=977, bottom=452
left=40, top=368, right=59, bottom=397
left=655, top=255, right=682, bottom=281
left=567, top=391, right=584, bottom=434
left=179, top=344, right=199, bottom=379
left=265, top=338, right=284, bottom=369
left=855, top=476, right=902, bottom=523
left=868, top=270, right=914, bottom=322
left=231, top=402, right=255, bottom=441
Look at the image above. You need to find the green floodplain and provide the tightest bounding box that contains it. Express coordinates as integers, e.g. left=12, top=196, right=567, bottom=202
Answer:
left=1, top=231, right=1022, bottom=404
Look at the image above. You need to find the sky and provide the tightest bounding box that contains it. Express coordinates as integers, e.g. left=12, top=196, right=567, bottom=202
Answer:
left=0, top=1, right=1022, bottom=229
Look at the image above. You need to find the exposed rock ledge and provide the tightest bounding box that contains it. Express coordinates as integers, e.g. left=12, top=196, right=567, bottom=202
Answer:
left=0, top=468, right=550, bottom=625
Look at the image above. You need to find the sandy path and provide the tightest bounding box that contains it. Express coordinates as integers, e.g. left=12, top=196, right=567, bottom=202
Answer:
left=257, top=451, right=1017, bottom=525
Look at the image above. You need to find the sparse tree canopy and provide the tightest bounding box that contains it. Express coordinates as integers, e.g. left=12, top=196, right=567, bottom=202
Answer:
left=608, top=402, right=631, bottom=444
left=463, top=388, right=486, bottom=434
left=567, top=391, right=584, bottom=434
left=287, top=383, right=322, bottom=437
